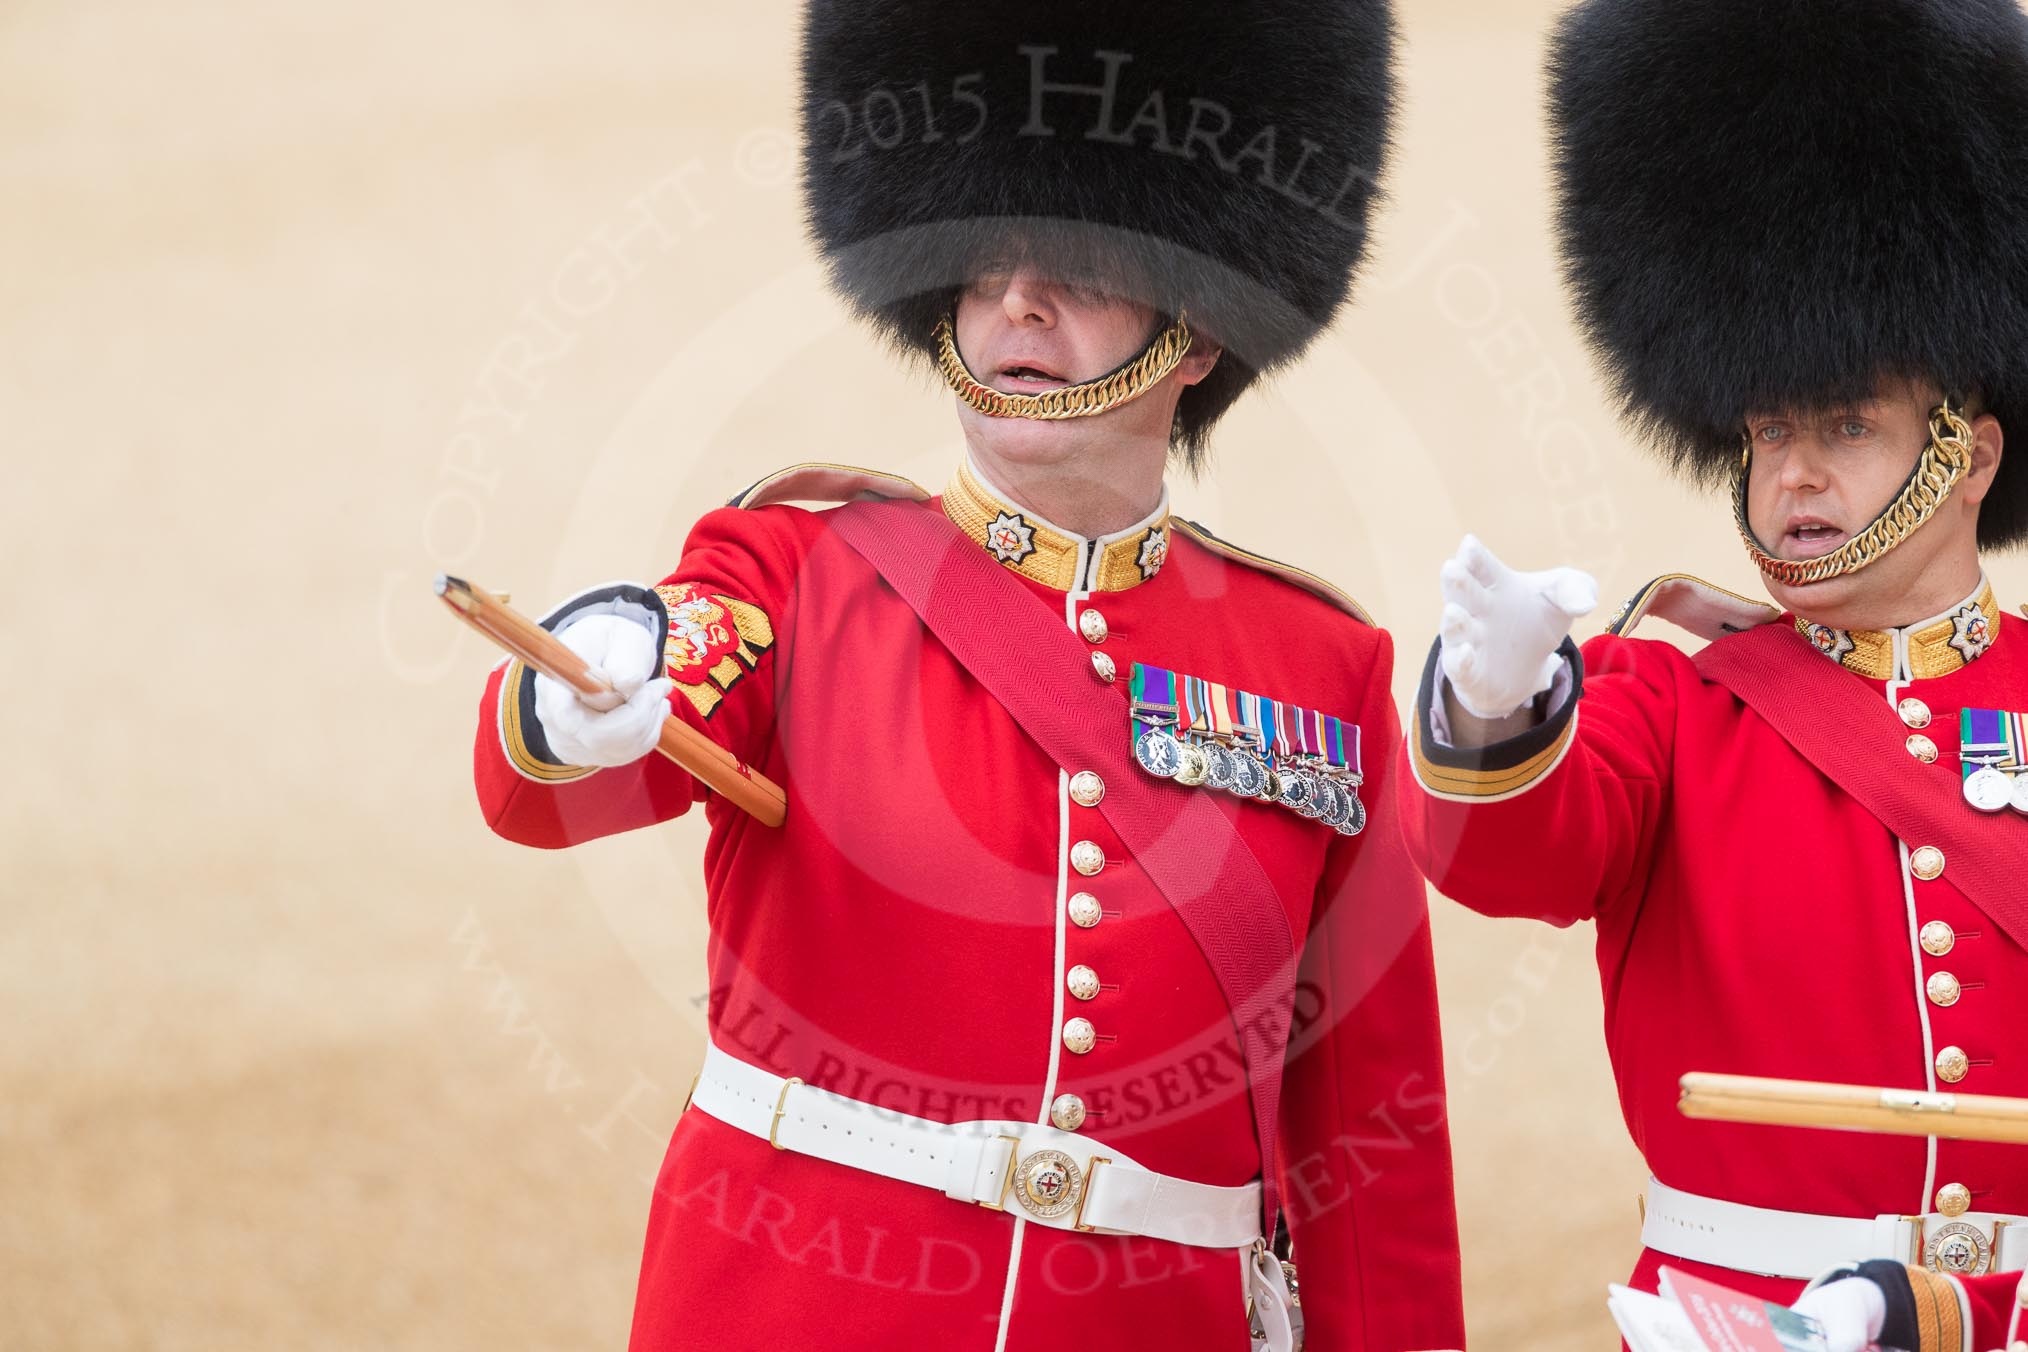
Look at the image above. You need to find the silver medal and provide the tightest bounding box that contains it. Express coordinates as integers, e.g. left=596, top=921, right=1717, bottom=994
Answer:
left=1275, top=765, right=1313, bottom=813
left=1294, top=768, right=1329, bottom=818
left=1136, top=727, right=1184, bottom=779
left=1964, top=765, right=2013, bottom=813
left=2012, top=774, right=2028, bottom=816
left=1231, top=751, right=1268, bottom=799
left=1203, top=742, right=1238, bottom=791
left=1336, top=790, right=1367, bottom=836
left=1311, top=776, right=1343, bottom=826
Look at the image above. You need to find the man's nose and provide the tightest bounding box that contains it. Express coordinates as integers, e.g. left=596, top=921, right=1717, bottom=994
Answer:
left=1776, top=435, right=1833, bottom=492
left=1001, top=266, right=1058, bottom=327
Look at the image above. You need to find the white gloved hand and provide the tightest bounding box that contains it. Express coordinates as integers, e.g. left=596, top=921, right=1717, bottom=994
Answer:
left=1789, top=1276, right=1887, bottom=1352
left=1438, top=534, right=1599, bottom=719
left=533, top=614, right=673, bottom=768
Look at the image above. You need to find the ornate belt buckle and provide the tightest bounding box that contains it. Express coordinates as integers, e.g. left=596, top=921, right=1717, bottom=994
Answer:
left=1911, top=1214, right=2008, bottom=1276
left=1010, top=1148, right=1085, bottom=1220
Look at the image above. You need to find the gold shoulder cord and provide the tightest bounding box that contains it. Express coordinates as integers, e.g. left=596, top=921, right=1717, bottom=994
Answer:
left=933, top=312, right=1193, bottom=421
left=1734, top=401, right=1976, bottom=586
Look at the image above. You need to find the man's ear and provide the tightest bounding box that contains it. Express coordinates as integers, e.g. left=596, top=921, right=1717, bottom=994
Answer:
left=1962, top=411, right=2005, bottom=507
left=1178, top=337, right=1222, bottom=387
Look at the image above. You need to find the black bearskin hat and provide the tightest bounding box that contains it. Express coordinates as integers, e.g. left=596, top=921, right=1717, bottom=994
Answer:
left=1550, top=0, right=2028, bottom=549
left=799, top=1, right=1397, bottom=462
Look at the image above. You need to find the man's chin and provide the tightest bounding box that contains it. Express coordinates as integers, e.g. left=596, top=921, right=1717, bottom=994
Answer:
left=1762, top=565, right=1884, bottom=631
left=959, top=405, right=1090, bottom=465
left=957, top=399, right=1172, bottom=465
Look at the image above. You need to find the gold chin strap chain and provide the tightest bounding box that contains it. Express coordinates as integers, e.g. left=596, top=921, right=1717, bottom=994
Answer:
left=933, top=311, right=1193, bottom=421
left=1735, top=400, right=1977, bottom=586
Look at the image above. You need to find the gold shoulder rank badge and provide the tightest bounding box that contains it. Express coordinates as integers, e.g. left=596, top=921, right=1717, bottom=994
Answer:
left=656, top=582, right=774, bottom=718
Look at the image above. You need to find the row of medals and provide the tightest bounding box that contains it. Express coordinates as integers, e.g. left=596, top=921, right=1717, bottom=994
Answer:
left=1133, top=721, right=1366, bottom=836
left=1962, top=761, right=2028, bottom=814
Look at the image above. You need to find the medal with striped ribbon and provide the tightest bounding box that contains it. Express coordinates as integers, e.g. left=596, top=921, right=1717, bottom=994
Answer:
left=1131, top=663, right=1186, bottom=780
left=1960, top=707, right=2028, bottom=814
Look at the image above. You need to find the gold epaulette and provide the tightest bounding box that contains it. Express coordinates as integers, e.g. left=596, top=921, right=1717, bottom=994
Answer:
left=1170, top=519, right=1374, bottom=626
left=728, top=462, right=931, bottom=510
left=1606, top=573, right=1780, bottom=642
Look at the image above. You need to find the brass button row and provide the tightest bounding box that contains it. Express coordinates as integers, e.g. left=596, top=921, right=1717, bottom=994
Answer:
left=1082, top=606, right=1113, bottom=683
left=1057, top=638, right=1110, bottom=1119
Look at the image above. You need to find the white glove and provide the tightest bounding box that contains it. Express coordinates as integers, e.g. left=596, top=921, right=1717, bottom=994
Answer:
left=1438, top=534, right=1599, bottom=719
left=533, top=614, right=673, bottom=768
left=1789, top=1276, right=1887, bottom=1352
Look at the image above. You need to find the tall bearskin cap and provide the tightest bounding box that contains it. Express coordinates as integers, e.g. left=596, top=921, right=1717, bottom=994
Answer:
left=799, top=1, right=1397, bottom=459
left=1550, top=0, right=2028, bottom=549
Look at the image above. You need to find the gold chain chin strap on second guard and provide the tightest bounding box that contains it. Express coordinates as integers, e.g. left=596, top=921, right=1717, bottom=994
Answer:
left=1734, top=401, right=1977, bottom=586
left=933, top=312, right=1193, bottom=421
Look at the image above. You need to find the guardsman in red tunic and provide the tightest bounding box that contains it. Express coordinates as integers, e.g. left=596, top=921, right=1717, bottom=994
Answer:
left=471, top=4, right=1464, bottom=1349
left=1393, top=0, right=2028, bottom=1343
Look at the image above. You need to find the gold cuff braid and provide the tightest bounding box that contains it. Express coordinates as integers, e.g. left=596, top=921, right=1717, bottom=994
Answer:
left=1735, top=402, right=1976, bottom=586
left=933, top=312, right=1193, bottom=421
left=1904, top=1264, right=1965, bottom=1352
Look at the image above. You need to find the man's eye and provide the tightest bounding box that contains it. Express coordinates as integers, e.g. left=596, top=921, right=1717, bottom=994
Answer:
left=1757, top=425, right=1785, bottom=443
left=1840, top=421, right=1870, bottom=438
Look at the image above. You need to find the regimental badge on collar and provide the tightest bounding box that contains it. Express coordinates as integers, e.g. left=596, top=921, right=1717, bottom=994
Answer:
left=1959, top=707, right=2028, bottom=814
left=985, top=510, right=1037, bottom=564
left=1134, top=526, right=1167, bottom=581
left=1949, top=603, right=1996, bottom=666
left=1803, top=622, right=1858, bottom=665
left=1128, top=662, right=1366, bottom=836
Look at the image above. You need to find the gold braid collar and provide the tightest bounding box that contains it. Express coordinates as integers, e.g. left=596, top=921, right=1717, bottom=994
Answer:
left=1734, top=401, right=1976, bottom=586
left=933, top=312, right=1193, bottom=421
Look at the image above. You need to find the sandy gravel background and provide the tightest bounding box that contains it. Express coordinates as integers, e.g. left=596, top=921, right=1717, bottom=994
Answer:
left=8, top=2, right=2023, bottom=1347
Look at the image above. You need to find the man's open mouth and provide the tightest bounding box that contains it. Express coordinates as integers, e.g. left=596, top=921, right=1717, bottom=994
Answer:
left=1783, top=520, right=1849, bottom=560
left=995, top=362, right=1070, bottom=392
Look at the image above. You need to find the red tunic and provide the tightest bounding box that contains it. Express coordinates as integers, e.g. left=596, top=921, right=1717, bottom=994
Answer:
left=474, top=462, right=1464, bottom=1352
left=1400, top=575, right=2028, bottom=1318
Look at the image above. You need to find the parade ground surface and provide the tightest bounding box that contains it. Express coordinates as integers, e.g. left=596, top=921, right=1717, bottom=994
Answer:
left=10, top=2, right=2025, bottom=1347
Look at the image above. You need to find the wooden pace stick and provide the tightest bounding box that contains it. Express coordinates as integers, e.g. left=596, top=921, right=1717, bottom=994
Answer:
left=1680, top=1072, right=2028, bottom=1146
left=435, top=575, right=787, bottom=828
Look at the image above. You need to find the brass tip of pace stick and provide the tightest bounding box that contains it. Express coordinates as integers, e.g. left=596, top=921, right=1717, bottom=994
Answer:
left=435, top=574, right=477, bottom=612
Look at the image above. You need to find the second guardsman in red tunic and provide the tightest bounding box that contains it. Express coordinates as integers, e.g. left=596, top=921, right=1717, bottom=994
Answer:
left=1394, top=0, right=2028, bottom=1346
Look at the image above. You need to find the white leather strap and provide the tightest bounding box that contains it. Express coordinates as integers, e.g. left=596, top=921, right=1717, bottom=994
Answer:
left=689, top=1041, right=1262, bottom=1250
left=1643, top=1177, right=2028, bottom=1280
left=1247, top=1242, right=1297, bottom=1352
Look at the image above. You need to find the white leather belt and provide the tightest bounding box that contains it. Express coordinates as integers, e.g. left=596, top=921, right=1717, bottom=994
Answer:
left=1643, top=1177, right=2028, bottom=1281
left=691, top=1043, right=1293, bottom=1350
left=688, top=1041, right=1263, bottom=1250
